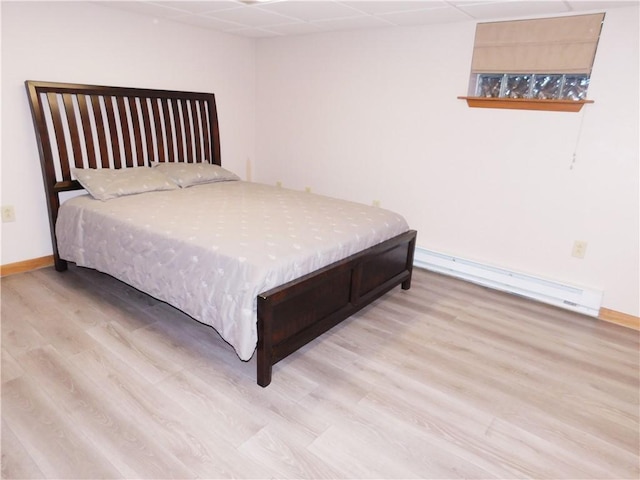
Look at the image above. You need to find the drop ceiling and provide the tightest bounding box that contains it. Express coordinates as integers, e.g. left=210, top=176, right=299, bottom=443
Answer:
left=95, top=0, right=637, bottom=38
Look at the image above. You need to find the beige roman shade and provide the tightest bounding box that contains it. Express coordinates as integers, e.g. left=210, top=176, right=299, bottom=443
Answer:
left=471, top=13, right=605, bottom=74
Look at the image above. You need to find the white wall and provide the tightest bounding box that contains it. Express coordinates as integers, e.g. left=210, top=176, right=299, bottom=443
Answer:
left=1, top=1, right=256, bottom=264
left=255, top=6, right=639, bottom=316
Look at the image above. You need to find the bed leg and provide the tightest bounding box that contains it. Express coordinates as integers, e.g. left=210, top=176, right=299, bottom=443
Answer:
left=54, top=257, right=68, bottom=272
left=402, top=233, right=417, bottom=290
left=256, top=296, right=273, bottom=387
left=257, top=358, right=272, bottom=387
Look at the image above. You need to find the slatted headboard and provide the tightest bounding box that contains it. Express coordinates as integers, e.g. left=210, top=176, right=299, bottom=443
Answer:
left=25, top=80, right=222, bottom=270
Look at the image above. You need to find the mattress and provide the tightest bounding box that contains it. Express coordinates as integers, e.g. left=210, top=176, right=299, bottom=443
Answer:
left=56, top=181, right=410, bottom=360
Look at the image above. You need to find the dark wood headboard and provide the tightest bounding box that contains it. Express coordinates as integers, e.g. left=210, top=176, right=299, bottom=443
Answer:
left=25, top=80, right=222, bottom=270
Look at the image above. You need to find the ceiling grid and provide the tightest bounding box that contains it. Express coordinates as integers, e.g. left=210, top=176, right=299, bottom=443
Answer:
left=94, top=0, right=637, bottom=37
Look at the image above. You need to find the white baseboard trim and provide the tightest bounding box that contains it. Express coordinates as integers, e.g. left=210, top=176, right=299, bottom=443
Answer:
left=414, top=247, right=603, bottom=317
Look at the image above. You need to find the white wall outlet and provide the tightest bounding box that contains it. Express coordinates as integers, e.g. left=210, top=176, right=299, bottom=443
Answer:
left=2, top=205, right=16, bottom=223
left=572, top=240, right=588, bottom=259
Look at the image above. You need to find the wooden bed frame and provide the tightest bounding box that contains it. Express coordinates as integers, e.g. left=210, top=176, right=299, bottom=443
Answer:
left=25, top=80, right=417, bottom=387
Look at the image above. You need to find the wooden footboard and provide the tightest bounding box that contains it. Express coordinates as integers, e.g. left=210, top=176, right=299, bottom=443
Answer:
left=256, top=229, right=417, bottom=387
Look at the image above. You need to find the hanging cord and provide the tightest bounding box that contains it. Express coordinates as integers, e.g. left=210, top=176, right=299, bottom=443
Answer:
left=570, top=108, right=588, bottom=170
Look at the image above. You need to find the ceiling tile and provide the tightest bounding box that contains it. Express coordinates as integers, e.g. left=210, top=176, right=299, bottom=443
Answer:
left=151, top=1, right=240, bottom=14
left=343, top=1, right=450, bottom=16
left=172, top=14, right=246, bottom=30
left=453, top=1, right=570, bottom=20
left=566, top=0, right=638, bottom=11
left=310, top=14, right=395, bottom=31
left=224, top=26, right=284, bottom=37
left=205, top=5, right=300, bottom=26
left=380, top=5, right=472, bottom=25
left=94, top=1, right=188, bottom=18
left=257, top=1, right=363, bottom=21
left=265, top=22, right=325, bottom=35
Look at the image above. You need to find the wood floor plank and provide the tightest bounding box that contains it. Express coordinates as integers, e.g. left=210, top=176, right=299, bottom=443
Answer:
left=1, top=348, right=24, bottom=384
left=1, top=419, right=45, bottom=479
left=29, top=268, right=152, bottom=333
left=1, top=288, right=50, bottom=359
left=155, top=369, right=268, bottom=449
left=302, top=383, right=498, bottom=479
left=379, top=307, right=638, bottom=427
left=15, top=345, right=197, bottom=478
left=2, top=375, right=123, bottom=478
left=1, top=279, right=100, bottom=358
left=1, top=265, right=638, bottom=479
left=306, top=423, right=424, bottom=479
left=364, top=314, right=638, bottom=456
left=84, top=320, right=182, bottom=384
left=68, top=347, right=271, bottom=479
left=238, top=425, right=350, bottom=479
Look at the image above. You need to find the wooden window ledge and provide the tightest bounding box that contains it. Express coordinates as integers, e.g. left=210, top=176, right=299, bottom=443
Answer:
left=458, top=96, right=594, bottom=112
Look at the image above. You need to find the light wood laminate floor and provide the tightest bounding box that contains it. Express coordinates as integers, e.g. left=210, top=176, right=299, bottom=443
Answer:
left=1, top=265, right=638, bottom=479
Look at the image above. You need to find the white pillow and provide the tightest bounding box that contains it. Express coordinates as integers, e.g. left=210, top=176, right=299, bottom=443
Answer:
left=151, top=162, right=240, bottom=188
left=72, top=167, right=178, bottom=201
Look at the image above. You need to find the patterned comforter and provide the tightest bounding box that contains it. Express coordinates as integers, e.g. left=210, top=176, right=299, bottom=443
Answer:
left=56, top=181, right=410, bottom=360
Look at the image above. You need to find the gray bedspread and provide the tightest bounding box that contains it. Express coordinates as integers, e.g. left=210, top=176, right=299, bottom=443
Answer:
left=56, top=181, right=410, bottom=360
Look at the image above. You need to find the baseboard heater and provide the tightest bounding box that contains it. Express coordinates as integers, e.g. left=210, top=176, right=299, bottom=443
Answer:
left=414, top=247, right=603, bottom=317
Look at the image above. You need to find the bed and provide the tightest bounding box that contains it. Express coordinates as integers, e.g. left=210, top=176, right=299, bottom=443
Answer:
left=25, top=80, right=417, bottom=387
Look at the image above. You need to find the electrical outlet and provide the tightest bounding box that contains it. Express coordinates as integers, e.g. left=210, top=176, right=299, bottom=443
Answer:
left=372, top=200, right=381, bottom=207
left=572, top=240, right=588, bottom=259
left=305, top=186, right=311, bottom=193
left=2, top=205, right=16, bottom=223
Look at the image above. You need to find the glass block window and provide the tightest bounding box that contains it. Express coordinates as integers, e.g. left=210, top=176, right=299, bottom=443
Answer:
left=477, top=74, right=503, bottom=98
left=504, top=74, right=532, bottom=99
left=562, top=75, right=591, bottom=101
left=475, top=73, right=590, bottom=100
left=532, top=75, right=563, bottom=100
left=468, top=14, right=603, bottom=104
